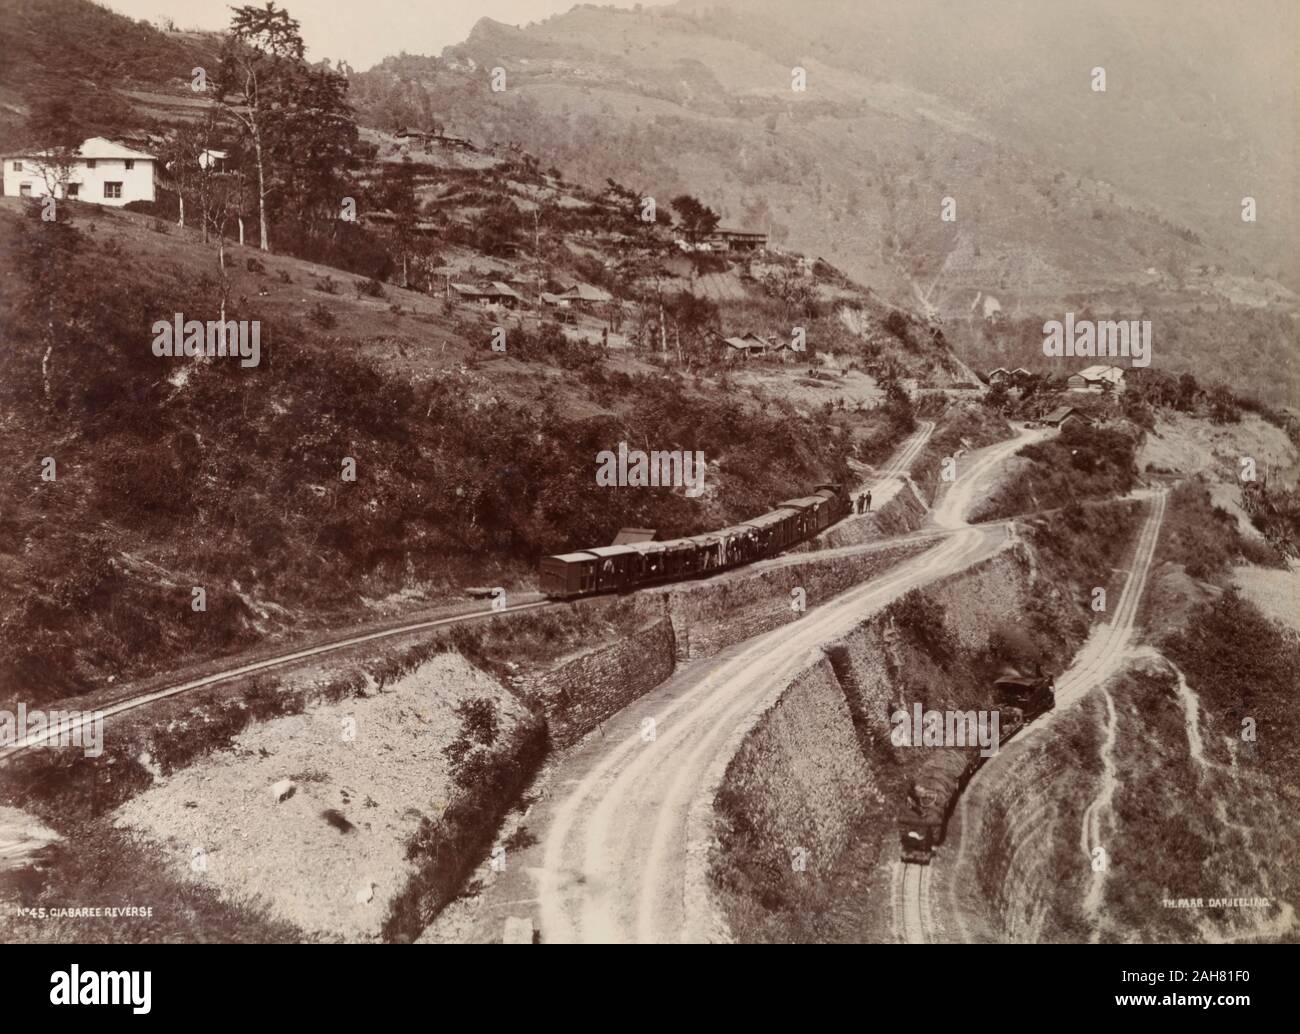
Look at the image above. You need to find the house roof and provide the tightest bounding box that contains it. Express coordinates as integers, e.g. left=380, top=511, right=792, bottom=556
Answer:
left=1043, top=406, right=1084, bottom=424
left=4, top=136, right=157, bottom=161
left=1075, top=364, right=1125, bottom=383
left=723, top=336, right=766, bottom=351
left=451, top=282, right=523, bottom=300
left=561, top=282, right=613, bottom=303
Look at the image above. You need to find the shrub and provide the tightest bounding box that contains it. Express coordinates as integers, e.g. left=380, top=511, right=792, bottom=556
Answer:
left=884, top=310, right=910, bottom=341
left=885, top=589, right=955, bottom=665
left=315, top=275, right=339, bottom=295
left=307, top=302, right=337, bottom=329
left=442, top=697, right=501, bottom=789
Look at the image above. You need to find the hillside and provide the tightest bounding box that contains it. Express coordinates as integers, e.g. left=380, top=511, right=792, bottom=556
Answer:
left=0, top=0, right=1015, bottom=707
left=0, top=166, right=956, bottom=705
left=2, top=0, right=1299, bottom=959
left=347, top=1, right=1298, bottom=404
left=0, top=0, right=219, bottom=144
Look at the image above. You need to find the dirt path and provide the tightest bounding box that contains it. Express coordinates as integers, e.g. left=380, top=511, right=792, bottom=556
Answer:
left=844, top=420, right=934, bottom=516
left=1080, top=685, right=1119, bottom=929
left=875, top=421, right=934, bottom=485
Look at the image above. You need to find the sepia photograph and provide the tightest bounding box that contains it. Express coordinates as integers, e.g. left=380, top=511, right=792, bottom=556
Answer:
left=0, top=0, right=1296, bottom=1008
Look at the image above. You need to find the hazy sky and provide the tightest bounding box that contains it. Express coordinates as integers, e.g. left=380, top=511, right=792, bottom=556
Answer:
left=102, top=0, right=655, bottom=70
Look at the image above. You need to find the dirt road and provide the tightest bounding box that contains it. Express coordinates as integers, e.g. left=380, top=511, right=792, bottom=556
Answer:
left=459, top=427, right=1046, bottom=943
left=897, top=485, right=1168, bottom=943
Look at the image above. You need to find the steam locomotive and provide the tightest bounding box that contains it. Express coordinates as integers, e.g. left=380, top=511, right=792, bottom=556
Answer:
left=898, top=671, right=1055, bottom=865
left=538, top=483, right=849, bottom=598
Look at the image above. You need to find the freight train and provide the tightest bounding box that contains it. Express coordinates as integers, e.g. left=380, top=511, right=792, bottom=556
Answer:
left=898, top=671, right=1055, bottom=865
left=538, top=483, right=848, bottom=598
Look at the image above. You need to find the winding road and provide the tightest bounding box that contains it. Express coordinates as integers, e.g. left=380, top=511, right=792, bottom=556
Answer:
left=897, top=484, right=1169, bottom=943
left=484, top=426, right=1047, bottom=943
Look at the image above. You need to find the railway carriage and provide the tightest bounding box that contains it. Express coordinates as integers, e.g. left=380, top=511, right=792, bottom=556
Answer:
left=776, top=497, right=816, bottom=538
left=714, top=524, right=761, bottom=567
left=537, top=483, right=850, bottom=599
left=584, top=544, right=642, bottom=592
left=685, top=533, right=726, bottom=572
left=780, top=494, right=837, bottom=534
left=538, top=551, right=601, bottom=597
left=744, top=507, right=801, bottom=553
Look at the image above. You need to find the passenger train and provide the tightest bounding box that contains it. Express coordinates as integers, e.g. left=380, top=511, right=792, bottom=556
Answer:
left=538, top=483, right=849, bottom=597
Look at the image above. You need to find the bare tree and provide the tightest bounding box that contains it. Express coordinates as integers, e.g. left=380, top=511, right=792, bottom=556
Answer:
left=31, top=144, right=80, bottom=210
left=162, top=124, right=204, bottom=228
left=216, top=2, right=305, bottom=252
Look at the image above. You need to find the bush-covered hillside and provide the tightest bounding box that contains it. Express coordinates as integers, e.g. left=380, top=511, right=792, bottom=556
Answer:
left=0, top=203, right=853, bottom=703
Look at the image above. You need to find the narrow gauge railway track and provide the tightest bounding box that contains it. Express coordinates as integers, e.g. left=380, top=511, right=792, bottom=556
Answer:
left=897, top=486, right=1168, bottom=943
left=0, top=598, right=559, bottom=764
left=0, top=424, right=942, bottom=768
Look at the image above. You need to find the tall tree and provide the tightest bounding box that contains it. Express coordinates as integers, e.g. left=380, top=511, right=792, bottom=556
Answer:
left=21, top=82, right=85, bottom=208
left=216, top=2, right=305, bottom=252
left=161, top=124, right=202, bottom=228
left=378, top=158, right=420, bottom=287
left=270, top=62, right=359, bottom=242
left=670, top=194, right=720, bottom=243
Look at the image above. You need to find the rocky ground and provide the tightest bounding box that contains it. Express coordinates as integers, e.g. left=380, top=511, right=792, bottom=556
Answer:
left=114, top=653, right=527, bottom=941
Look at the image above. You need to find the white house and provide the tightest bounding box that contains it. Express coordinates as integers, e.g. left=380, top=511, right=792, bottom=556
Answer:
left=197, top=148, right=229, bottom=172
left=2, top=137, right=157, bottom=207
left=1068, top=364, right=1126, bottom=393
